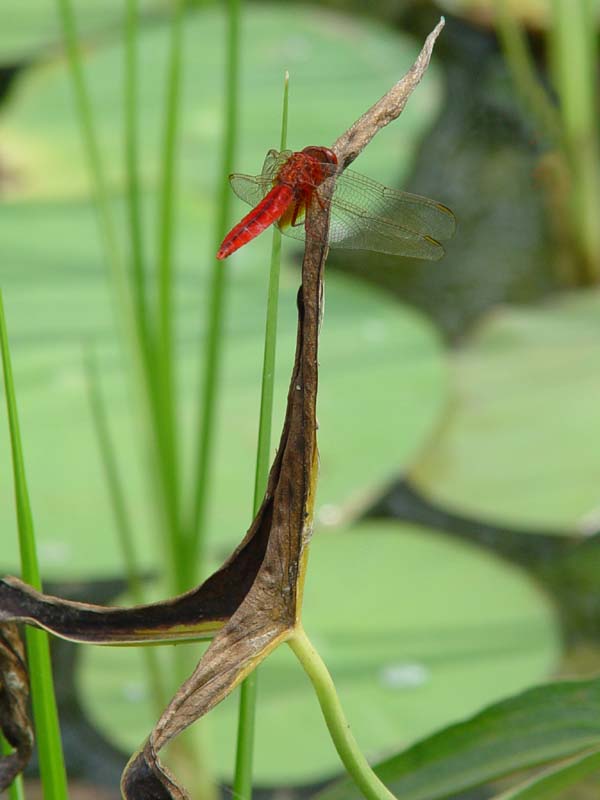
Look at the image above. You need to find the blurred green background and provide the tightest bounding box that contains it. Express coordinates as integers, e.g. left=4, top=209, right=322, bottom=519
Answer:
left=1, top=0, right=600, bottom=797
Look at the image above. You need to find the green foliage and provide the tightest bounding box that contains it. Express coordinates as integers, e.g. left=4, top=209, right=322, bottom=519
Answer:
left=0, top=293, right=69, bottom=799
left=495, top=749, right=600, bottom=799
left=316, top=675, right=600, bottom=800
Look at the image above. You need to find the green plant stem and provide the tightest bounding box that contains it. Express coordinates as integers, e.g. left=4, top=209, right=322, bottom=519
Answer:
left=155, top=0, right=185, bottom=589
left=493, top=0, right=561, bottom=142
left=124, top=0, right=150, bottom=348
left=187, top=0, right=240, bottom=585
left=84, top=350, right=167, bottom=714
left=289, top=626, right=396, bottom=800
left=0, top=292, right=69, bottom=800
left=1, top=733, right=26, bottom=800
left=232, top=70, right=289, bottom=800
left=551, top=0, right=600, bottom=282
left=54, top=0, right=126, bottom=311
left=232, top=671, right=258, bottom=800
left=55, top=0, right=183, bottom=597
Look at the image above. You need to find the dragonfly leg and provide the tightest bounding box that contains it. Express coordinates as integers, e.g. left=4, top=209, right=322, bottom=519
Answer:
left=314, top=189, right=329, bottom=212
left=290, top=200, right=305, bottom=227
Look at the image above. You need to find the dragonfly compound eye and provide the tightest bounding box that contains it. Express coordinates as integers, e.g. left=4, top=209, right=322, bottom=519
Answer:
left=301, top=146, right=338, bottom=166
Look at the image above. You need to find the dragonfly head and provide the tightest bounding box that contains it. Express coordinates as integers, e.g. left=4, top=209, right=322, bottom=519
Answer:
left=301, top=146, right=338, bottom=167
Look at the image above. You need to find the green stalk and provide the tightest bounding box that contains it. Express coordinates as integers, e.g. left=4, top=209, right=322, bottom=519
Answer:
left=187, top=0, right=241, bottom=585
left=54, top=0, right=127, bottom=313
left=0, top=292, right=69, bottom=800
left=155, top=0, right=186, bottom=590
left=232, top=71, right=289, bottom=800
left=55, top=0, right=183, bottom=596
left=289, top=627, right=396, bottom=800
left=1, top=733, right=26, bottom=800
left=493, top=0, right=561, bottom=143
left=125, top=0, right=150, bottom=349
left=550, top=0, right=600, bottom=282
left=84, top=351, right=167, bottom=714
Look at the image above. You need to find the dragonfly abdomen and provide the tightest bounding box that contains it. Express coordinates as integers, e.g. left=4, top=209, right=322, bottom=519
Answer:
left=217, top=184, right=294, bottom=260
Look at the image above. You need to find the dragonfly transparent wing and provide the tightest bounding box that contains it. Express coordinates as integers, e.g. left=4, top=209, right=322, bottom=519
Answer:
left=228, top=150, right=293, bottom=207
left=274, top=206, right=446, bottom=260
left=334, top=169, right=456, bottom=243
left=228, top=173, right=271, bottom=207
left=260, top=149, right=292, bottom=180
left=327, top=200, right=449, bottom=260
left=274, top=179, right=454, bottom=260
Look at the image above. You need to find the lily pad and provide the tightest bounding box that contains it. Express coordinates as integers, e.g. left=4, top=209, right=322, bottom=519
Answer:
left=0, top=3, right=442, bottom=200
left=0, top=0, right=168, bottom=65
left=0, top=190, right=446, bottom=575
left=411, top=290, right=600, bottom=531
left=80, top=521, right=560, bottom=784
left=0, top=2, right=449, bottom=576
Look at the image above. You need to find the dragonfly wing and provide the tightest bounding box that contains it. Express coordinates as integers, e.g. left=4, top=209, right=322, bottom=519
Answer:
left=334, top=169, right=456, bottom=243
left=328, top=197, right=446, bottom=260
left=229, top=150, right=294, bottom=208
left=229, top=173, right=272, bottom=207
left=260, top=149, right=292, bottom=180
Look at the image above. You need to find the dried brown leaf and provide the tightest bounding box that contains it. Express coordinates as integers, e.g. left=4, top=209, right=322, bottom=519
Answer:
left=0, top=623, right=33, bottom=788
left=0, top=20, right=444, bottom=796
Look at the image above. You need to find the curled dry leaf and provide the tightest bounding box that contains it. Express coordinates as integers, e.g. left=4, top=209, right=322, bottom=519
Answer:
left=0, top=200, right=329, bottom=797
left=0, top=623, right=33, bottom=787
left=0, top=20, right=444, bottom=797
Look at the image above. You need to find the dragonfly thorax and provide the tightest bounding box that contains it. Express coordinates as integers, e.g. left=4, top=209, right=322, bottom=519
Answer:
left=275, top=147, right=338, bottom=200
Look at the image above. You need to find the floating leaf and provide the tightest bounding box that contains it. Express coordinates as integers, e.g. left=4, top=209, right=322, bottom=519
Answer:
left=0, top=198, right=446, bottom=575
left=412, top=290, right=600, bottom=530
left=0, top=5, right=441, bottom=200
left=0, top=0, right=168, bottom=64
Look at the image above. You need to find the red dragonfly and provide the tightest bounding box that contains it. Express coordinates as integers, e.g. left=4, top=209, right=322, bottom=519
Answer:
left=217, top=146, right=455, bottom=261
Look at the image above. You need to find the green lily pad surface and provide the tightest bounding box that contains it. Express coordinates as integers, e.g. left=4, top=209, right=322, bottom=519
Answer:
left=412, top=290, right=600, bottom=531
left=80, top=521, right=560, bottom=784
left=0, top=3, right=448, bottom=576
left=0, top=193, right=446, bottom=574
left=0, top=0, right=168, bottom=64
left=0, top=4, right=442, bottom=200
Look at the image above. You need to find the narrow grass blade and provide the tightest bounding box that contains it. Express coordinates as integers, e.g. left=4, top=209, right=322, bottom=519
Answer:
left=232, top=69, right=289, bottom=800
left=1, top=733, right=26, bottom=800
left=0, top=292, right=69, bottom=800
left=154, top=0, right=186, bottom=585
left=550, top=0, right=600, bottom=281
left=494, top=748, right=600, bottom=799
left=54, top=0, right=130, bottom=318
left=84, top=350, right=166, bottom=712
left=55, top=0, right=183, bottom=600
left=124, top=0, right=150, bottom=349
left=493, top=0, right=561, bottom=142
left=187, top=0, right=241, bottom=586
